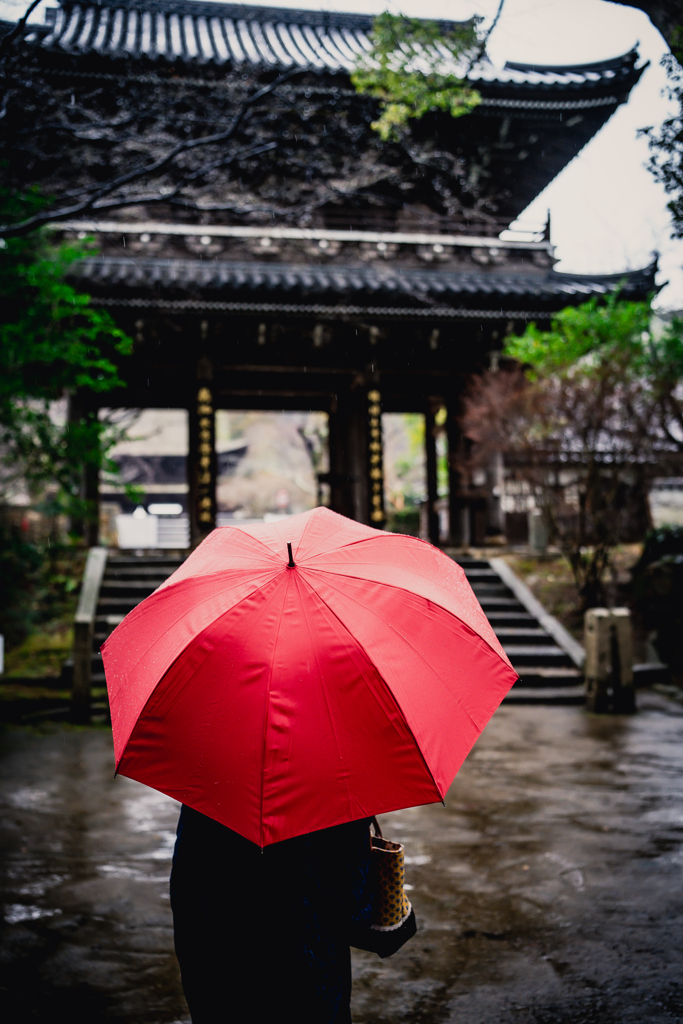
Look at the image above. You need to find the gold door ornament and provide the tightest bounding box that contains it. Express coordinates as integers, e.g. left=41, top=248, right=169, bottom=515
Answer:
left=367, top=389, right=385, bottom=526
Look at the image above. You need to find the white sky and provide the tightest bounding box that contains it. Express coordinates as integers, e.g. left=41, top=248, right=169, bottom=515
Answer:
left=2, top=0, right=682, bottom=308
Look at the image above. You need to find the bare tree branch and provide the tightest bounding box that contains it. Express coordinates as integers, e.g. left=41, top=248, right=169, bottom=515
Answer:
left=0, top=67, right=304, bottom=235
left=0, top=0, right=44, bottom=63
left=468, top=0, right=506, bottom=71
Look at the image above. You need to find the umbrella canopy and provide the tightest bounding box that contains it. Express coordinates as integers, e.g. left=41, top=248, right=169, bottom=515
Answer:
left=103, top=507, right=517, bottom=847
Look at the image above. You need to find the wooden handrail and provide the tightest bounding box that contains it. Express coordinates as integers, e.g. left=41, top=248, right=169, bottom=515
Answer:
left=72, top=546, right=108, bottom=723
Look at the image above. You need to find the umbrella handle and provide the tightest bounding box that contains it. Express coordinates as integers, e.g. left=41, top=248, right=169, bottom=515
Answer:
left=287, top=542, right=296, bottom=568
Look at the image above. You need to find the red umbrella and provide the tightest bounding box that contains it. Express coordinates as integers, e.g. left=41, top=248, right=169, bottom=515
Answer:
left=103, top=507, right=517, bottom=847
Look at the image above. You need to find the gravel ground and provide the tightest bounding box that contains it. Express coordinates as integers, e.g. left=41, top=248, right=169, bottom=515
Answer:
left=1, top=693, right=682, bottom=1023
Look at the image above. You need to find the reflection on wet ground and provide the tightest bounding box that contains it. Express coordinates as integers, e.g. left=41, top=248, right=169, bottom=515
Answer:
left=2, top=694, right=683, bottom=1023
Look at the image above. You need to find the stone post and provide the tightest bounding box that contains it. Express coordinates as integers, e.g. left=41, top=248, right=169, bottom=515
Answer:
left=485, top=450, right=506, bottom=540
left=327, top=379, right=374, bottom=525
left=584, top=608, right=635, bottom=713
left=528, top=510, right=548, bottom=555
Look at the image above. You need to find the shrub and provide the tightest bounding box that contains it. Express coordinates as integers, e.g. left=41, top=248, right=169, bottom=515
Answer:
left=631, top=526, right=683, bottom=674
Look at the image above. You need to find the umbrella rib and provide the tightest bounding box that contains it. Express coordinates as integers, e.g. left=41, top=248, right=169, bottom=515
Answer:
left=228, top=526, right=297, bottom=562
left=301, top=570, right=499, bottom=770
left=155, top=561, right=280, bottom=598
left=108, top=570, right=283, bottom=762
left=305, top=532, right=431, bottom=558
left=302, top=566, right=512, bottom=670
left=106, top=570, right=279, bottom=683
left=296, top=573, right=444, bottom=803
left=292, top=509, right=318, bottom=560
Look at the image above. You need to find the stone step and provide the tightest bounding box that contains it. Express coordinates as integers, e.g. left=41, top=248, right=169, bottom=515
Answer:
left=505, top=645, right=574, bottom=667
left=106, top=556, right=185, bottom=569
left=96, top=614, right=127, bottom=628
left=503, top=685, right=585, bottom=705
left=485, top=611, right=536, bottom=626
left=100, top=579, right=164, bottom=594
left=470, top=584, right=513, bottom=596
left=494, top=628, right=554, bottom=645
left=103, top=565, right=181, bottom=579
left=93, top=617, right=126, bottom=644
left=477, top=596, right=524, bottom=610
left=96, top=596, right=147, bottom=614
left=514, top=666, right=583, bottom=687
left=107, top=554, right=184, bottom=561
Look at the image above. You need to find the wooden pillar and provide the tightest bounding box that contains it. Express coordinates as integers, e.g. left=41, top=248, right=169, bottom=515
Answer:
left=327, top=375, right=383, bottom=526
left=445, top=394, right=466, bottom=547
left=425, top=400, right=440, bottom=545
left=188, top=359, right=217, bottom=547
left=67, top=394, right=101, bottom=545
left=347, top=381, right=370, bottom=524
left=485, top=351, right=505, bottom=540
left=84, top=448, right=100, bottom=548
left=327, top=391, right=355, bottom=520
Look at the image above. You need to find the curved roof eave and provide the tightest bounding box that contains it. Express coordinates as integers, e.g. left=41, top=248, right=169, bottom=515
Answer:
left=68, top=255, right=658, bottom=308
left=31, top=0, right=643, bottom=94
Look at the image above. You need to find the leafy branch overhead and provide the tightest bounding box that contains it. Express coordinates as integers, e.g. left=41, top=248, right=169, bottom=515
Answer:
left=0, top=191, right=133, bottom=520
left=351, top=13, right=482, bottom=141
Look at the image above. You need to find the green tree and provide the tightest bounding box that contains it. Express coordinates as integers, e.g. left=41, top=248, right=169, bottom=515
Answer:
left=461, top=294, right=683, bottom=609
left=0, top=191, right=133, bottom=535
left=351, top=12, right=482, bottom=141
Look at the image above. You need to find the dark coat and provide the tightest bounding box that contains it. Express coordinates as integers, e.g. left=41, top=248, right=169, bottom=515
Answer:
left=170, top=806, right=372, bottom=1024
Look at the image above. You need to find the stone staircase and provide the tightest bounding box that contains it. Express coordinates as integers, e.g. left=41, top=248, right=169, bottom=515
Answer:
left=83, top=551, right=584, bottom=707
left=456, top=558, right=585, bottom=704
left=89, top=552, right=185, bottom=690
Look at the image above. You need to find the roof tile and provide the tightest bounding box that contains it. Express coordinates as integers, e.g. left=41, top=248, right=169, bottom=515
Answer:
left=69, top=256, right=655, bottom=308
left=38, top=0, right=642, bottom=92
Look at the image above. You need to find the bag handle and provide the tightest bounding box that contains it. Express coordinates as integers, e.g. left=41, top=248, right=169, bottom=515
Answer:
left=370, top=815, right=383, bottom=839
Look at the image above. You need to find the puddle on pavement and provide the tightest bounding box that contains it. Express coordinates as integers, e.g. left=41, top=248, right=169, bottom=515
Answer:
left=1, top=704, right=682, bottom=1023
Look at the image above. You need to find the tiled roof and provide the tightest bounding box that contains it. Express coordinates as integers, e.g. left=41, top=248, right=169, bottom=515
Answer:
left=36, top=0, right=641, bottom=92
left=71, top=256, right=656, bottom=317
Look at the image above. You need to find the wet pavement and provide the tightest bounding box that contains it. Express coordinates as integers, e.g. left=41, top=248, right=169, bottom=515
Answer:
left=1, top=695, right=683, bottom=1023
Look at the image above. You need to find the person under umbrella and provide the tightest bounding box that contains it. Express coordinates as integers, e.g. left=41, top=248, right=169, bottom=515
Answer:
left=103, top=508, right=517, bottom=1022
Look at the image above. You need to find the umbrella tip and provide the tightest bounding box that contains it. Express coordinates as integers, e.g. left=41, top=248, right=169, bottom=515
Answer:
left=287, top=542, right=296, bottom=568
